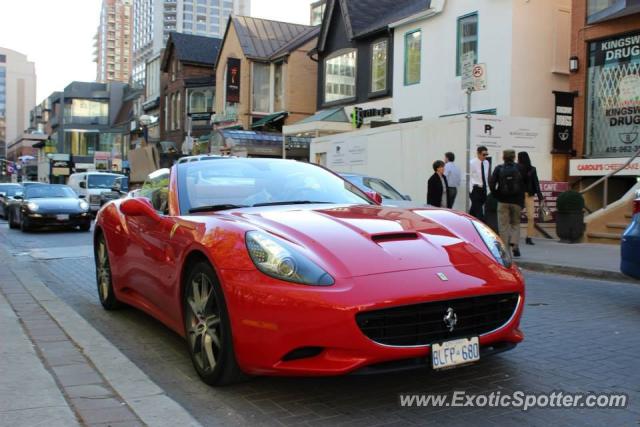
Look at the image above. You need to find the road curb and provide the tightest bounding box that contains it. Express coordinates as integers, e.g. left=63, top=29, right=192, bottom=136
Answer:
left=2, top=245, right=202, bottom=427
left=517, top=261, right=640, bottom=284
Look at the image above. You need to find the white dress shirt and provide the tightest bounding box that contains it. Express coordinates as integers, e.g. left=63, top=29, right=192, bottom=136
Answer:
left=444, top=162, right=461, bottom=188
left=469, top=157, right=490, bottom=192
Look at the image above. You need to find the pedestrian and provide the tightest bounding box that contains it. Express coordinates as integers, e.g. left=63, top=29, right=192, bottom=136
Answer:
left=518, top=151, right=544, bottom=245
left=427, top=160, right=449, bottom=208
left=469, top=146, right=490, bottom=220
left=444, top=152, right=461, bottom=208
left=489, top=149, right=526, bottom=257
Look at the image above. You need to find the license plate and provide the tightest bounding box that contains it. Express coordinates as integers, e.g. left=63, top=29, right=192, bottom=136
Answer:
left=432, top=337, right=480, bottom=369
left=56, top=214, right=69, bottom=221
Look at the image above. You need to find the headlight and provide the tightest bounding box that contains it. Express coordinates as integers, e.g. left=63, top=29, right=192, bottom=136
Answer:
left=245, top=231, right=334, bottom=286
left=471, top=220, right=512, bottom=268
left=26, top=202, right=39, bottom=212
left=79, top=201, right=89, bottom=211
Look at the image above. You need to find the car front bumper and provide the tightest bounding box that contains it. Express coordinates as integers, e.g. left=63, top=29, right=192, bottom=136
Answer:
left=24, top=212, right=92, bottom=228
left=219, top=265, right=525, bottom=376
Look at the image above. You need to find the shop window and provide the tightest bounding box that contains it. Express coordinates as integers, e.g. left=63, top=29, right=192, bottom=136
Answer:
left=585, top=33, right=640, bottom=158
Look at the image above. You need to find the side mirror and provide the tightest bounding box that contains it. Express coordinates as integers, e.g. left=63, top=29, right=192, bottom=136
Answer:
left=363, top=190, right=383, bottom=205
left=0, top=192, right=5, bottom=198
left=120, top=198, right=160, bottom=221
left=79, top=181, right=87, bottom=189
left=78, top=194, right=86, bottom=199
left=403, top=194, right=412, bottom=201
left=14, top=195, right=23, bottom=200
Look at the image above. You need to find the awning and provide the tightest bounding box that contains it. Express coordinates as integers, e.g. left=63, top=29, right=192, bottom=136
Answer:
left=282, top=107, right=352, bottom=137
left=251, top=111, right=288, bottom=130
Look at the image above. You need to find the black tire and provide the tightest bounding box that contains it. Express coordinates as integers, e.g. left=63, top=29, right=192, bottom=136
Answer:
left=20, top=216, right=30, bottom=232
left=95, top=234, right=123, bottom=310
left=80, top=223, right=91, bottom=232
left=8, top=211, right=18, bottom=229
left=183, top=261, right=245, bottom=386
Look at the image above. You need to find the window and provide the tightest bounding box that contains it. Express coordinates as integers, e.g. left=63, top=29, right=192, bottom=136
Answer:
left=252, top=63, right=270, bottom=112
left=176, top=92, right=181, bottom=130
left=371, top=39, right=388, bottom=93
left=456, top=13, right=478, bottom=76
left=404, top=30, right=421, bottom=85
left=324, top=49, right=356, bottom=103
left=164, top=95, right=169, bottom=131
left=274, top=63, right=284, bottom=111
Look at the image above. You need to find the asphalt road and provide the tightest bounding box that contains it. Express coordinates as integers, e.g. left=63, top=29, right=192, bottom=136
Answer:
left=1, top=220, right=639, bottom=426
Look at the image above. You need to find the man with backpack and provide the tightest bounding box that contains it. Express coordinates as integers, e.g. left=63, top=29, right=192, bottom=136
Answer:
left=489, top=149, right=527, bottom=257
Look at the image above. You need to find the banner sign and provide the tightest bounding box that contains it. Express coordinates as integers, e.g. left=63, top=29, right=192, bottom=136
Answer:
left=51, top=159, right=71, bottom=176
left=226, top=58, right=241, bottom=103
left=520, top=181, right=569, bottom=223
left=569, top=157, right=640, bottom=176
left=552, top=91, right=576, bottom=154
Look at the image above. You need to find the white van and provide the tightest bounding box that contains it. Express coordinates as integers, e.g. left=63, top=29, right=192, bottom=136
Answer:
left=67, top=172, right=125, bottom=213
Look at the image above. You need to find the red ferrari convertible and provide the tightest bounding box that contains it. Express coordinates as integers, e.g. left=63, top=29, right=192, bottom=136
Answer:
left=94, top=158, right=524, bottom=385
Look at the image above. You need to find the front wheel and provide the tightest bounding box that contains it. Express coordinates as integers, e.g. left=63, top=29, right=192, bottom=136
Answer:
left=184, top=261, right=245, bottom=386
left=20, top=216, right=30, bottom=232
left=8, top=211, right=18, bottom=229
left=95, top=234, right=123, bottom=310
left=79, top=223, right=91, bottom=232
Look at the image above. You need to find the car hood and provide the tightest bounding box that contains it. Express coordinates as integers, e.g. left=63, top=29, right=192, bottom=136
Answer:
left=228, top=204, right=488, bottom=277
left=27, top=198, right=84, bottom=213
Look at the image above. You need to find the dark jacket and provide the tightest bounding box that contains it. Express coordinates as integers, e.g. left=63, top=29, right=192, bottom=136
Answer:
left=427, top=173, right=449, bottom=207
left=523, top=165, right=543, bottom=199
left=489, top=161, right=526, bottom=208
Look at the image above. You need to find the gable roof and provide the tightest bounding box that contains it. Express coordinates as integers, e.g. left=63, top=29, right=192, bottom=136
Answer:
left=231, top=15, right=317, bottom=60
left=161, top=32, right=222, bottom=70
left=318, top=0, right=430, bottom=52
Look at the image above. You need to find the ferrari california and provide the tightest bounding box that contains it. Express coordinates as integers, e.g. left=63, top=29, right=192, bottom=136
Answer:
left=94, top=158, right=525, bottom=385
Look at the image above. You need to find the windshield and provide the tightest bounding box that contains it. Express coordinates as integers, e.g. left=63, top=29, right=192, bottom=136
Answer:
left=114, top=176, right=129, bottom=192
left=25, top=185, right=77, bottom=199
left=177, top=159, right=371, bottom=214
left=88, top=174, right=120, bottom=189
left=0, top=185, right=21, bottom=197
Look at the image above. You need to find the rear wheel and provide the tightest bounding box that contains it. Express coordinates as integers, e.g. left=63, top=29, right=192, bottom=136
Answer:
left=95, top=234, right=122, bottom=310
left=183, top=261, right=245, bottom=386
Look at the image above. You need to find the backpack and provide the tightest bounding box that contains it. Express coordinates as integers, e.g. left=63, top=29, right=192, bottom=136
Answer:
left=498, top=163, right=523, bottom=197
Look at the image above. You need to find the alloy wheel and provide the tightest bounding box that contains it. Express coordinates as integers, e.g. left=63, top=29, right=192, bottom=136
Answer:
left=95, top=235, right=122, bottom=310
left=185, top=272, right=222, bottom=374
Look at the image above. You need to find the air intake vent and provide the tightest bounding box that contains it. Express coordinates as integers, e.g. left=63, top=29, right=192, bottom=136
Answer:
left=371, top=232, right=419, bottom=243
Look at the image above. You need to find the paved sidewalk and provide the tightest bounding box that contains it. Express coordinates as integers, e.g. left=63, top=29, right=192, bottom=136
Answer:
left=0, top=244, right=202, bottom=427
left=515, top=237, right=636, bottom=283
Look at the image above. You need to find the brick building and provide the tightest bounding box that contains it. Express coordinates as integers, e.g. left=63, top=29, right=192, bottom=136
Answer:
left=159, top=32, right=221, bottom=152
left=567, top=1, right=640, bottom=185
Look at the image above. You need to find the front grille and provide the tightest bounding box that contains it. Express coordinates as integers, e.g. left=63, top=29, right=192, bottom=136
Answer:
left=356, top=293, right=519, bottom=346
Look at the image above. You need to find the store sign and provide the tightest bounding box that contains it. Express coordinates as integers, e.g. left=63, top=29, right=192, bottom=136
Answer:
left=94, top=151, right=110, bottom=171
left=520, top=181, right=569, bottom=223
left=552, top=91, right=576, bottom=154
left=226, top=58, right=241, bottom=103
left=569, top=157, right=640, bottom=176
left=51, top=159, right=71, bottom=176
left=327, top=137, right=368, bottom=169
left=471, top=116, right=547, bottom=153
left=351, top=107, right=392, bottom=128
left=586, top=33, right=640, bottom=157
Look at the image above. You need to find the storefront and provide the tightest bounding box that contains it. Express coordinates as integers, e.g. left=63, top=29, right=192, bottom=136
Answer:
left=585, top=32, right=640, bottom=158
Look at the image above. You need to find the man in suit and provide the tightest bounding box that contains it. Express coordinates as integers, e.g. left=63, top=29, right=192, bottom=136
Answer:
left=469, top=145, right=490, bottom=220
left=427, top=160, right=449, bottom=208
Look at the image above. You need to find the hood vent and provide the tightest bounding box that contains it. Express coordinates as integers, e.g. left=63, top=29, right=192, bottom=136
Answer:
left=371, top=232, right=419, bottom=243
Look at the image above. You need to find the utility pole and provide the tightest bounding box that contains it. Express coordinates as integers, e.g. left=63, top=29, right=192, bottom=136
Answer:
left=464, top=86, right=473, bottom=213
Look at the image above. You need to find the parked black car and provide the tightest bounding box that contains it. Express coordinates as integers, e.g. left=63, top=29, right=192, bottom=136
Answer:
left=0, top=183, right=23, bottom=219
left=8, top=184, right=92, bottom=232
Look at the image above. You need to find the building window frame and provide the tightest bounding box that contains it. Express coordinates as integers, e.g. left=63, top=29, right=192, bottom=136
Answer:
left=251, top=61, right=286, bottom=115
left=404, top=29, right=421, bottom=86
left=370, top=38, right=389, bottom=96
left=456, top=12, right=479, bottom=76
left=323, top=48, right=357, bottom=105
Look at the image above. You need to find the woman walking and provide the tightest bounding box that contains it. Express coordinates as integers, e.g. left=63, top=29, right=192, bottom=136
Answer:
left=518, top=151, right=544, bottom=245
left=427, top=160, right=449, bottom=208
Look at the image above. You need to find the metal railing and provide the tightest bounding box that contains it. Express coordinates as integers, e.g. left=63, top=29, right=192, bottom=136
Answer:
left=579, top=147, right=640, bottom=209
